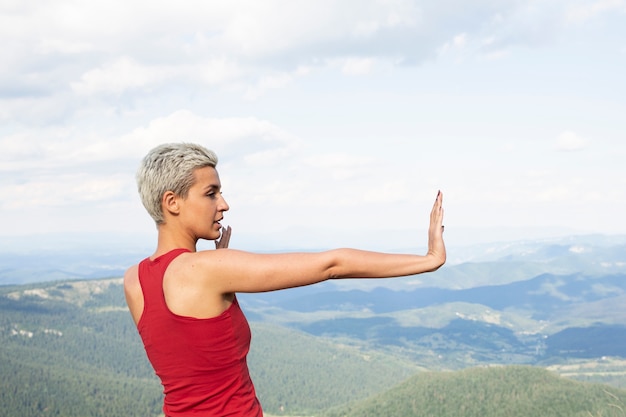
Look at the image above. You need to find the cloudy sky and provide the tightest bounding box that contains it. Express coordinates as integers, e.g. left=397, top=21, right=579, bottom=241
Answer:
left=1, top=0, right=625, bottom=252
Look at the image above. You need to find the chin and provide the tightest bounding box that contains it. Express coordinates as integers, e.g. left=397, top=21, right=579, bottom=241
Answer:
left=196, top=231, right=219, bottom=242
left=209, top=231, right=222, bottom=241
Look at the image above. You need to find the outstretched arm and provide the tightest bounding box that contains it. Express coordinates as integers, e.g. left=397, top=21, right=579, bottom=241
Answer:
left=195, top=191, right=446, bottom=294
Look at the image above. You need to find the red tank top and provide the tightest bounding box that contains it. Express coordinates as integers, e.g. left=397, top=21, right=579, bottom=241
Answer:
left=137, top=249, right=263, bottom=417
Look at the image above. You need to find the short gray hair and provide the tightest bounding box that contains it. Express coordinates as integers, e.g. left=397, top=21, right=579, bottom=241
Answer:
left=137, top=143, right=218, bottom=224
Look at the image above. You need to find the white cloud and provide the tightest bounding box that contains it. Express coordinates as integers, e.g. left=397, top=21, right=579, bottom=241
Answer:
left=0, top=127, right=79, bottom=168
left=37, top=38, right=94, bottom=55
left=71, top=57, right=172, bottom=95
left=569, top=245, right=588, bottom=253
left=0, top=110, right=298, bottom=178
left=210, top=0, right=421, bottom=56
left=304, top=153, right=376, bottom=181
left=439, top=32, right=469, bottom=54
left=0, top=110, right=301, bottom=209
left=566, top=0, right=625, bottom=23
left=72, top=57, right=246, bottom=96
left=554, top=131, right=588, bottom=152
left=1, top=0, right=574, bottom=100
left=243, top=72, right=297, bottom=101
left=0, top=174, right=128, bottom=210
left=197, top=59, right=245, bottom=86
left=339, top=57, right=377, bottom=75
left=71, top=110, right=301, bottom=165
left=453, top=33, right=468, bottom=48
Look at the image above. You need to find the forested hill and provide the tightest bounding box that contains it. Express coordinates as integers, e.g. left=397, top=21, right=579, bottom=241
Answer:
left=324, top=366, right=626, bottom=417
left=0, top=278, right=418, bottom=416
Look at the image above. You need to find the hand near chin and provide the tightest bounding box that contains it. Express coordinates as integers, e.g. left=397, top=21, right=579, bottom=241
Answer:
left=215, top=225, right=232, bottom=249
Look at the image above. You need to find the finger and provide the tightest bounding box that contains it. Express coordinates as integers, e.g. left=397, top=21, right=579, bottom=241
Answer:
left=215, top=226, right=229, bottom=249
left=220, top=225, right=232, bottom=249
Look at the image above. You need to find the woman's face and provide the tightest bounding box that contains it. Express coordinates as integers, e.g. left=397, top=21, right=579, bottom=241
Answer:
left=179, top=166, right=230, bottom=241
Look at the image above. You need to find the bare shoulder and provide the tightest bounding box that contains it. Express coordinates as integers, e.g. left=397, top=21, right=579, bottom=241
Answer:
left=123, top=264, right=140, bottom=291
left=172, top=249, right=247, bottom=274
left=164, top=250, right=232, bottom=286
left=123, top=264, right=142, bottom=325
left=163, top=250, right=236, bottom=318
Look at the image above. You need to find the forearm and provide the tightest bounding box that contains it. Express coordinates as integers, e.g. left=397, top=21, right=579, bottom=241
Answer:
left=326, top=248, right=445, bottom=279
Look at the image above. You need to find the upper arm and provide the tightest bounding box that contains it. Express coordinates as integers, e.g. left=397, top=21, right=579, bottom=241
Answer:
left=192, top=249, right=339, bottom=294
left=123, top=264, right=142, bottom=325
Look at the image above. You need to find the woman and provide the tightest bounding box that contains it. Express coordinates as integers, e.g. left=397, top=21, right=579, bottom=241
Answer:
left=124, top=142, right=446, bottom=417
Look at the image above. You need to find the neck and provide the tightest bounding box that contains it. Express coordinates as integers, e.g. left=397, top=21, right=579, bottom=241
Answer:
left=153, top=223, right=198, bottom=258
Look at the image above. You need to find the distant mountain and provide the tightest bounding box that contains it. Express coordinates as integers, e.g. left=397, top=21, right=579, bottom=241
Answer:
left=450, top=234, right=626, bottom=263
left=1, top=233, right=625, bottom=287
left=238, top=271, right=626, bottom=365
left=0, top=251, right=142, bottom=285
left=0, top=231, right=154, bottom=285
left=251, top=272, right=626, bottom=316
left=546, top=325, right=626, bottom=358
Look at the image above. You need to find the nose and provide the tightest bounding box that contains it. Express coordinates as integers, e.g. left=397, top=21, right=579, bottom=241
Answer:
left=219, top=194, right=230, bottom=212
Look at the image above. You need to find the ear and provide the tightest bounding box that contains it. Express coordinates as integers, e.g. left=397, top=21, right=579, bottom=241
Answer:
left=162, top=191, right=181, bottom=217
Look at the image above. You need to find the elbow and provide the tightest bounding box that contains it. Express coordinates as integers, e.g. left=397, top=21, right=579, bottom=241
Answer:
left=427, top=252, right=446, bottom=272
left=429, top=263, right=444, bottom=273
left=325, top=249, right=347, bottom=279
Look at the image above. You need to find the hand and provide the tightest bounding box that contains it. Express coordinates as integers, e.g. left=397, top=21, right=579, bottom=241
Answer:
left=427, top=191, right=446, bottom=269
left=215, top=225, right=232, bottom=249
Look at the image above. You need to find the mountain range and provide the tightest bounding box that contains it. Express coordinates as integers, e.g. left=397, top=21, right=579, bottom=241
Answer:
left=2, top=233, right=626, bottom=416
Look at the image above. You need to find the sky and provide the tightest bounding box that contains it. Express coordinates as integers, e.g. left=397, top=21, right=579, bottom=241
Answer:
left=1, top=0, right=625, bottom=253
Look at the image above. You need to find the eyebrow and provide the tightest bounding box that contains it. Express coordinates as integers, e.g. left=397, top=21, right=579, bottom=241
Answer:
left=202, top=184, right=221, bottom=192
